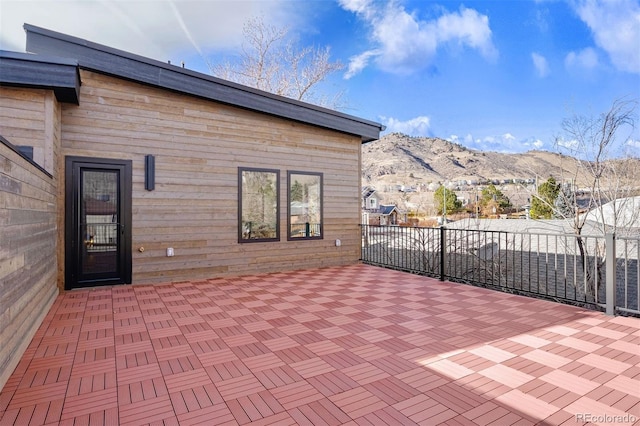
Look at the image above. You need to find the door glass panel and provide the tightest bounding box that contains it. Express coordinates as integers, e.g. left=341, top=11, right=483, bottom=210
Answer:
left=81, top=169, right=119, bottom=275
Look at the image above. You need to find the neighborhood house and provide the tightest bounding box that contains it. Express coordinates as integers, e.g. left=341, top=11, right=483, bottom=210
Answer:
left=0, top=24, right=383, bottom=390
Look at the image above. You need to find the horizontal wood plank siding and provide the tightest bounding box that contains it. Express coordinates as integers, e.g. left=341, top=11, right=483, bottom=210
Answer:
left=60, top=71, right=362, bottom=284
left=0, top=96, right=59, bottom=390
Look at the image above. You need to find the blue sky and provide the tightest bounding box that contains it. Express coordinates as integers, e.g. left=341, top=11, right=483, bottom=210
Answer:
left=1, top=0, right=639, bottom=154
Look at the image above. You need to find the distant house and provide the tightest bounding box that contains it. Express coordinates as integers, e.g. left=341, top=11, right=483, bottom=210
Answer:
left=378, top=204, right=400, bottom=225
left=362, top=186, right=382, bottom=210
left=0, top=24, right=382, bottom=389
left=361, top=187, right=399, bottom=225
left=363, top=204, right=400, bottom=226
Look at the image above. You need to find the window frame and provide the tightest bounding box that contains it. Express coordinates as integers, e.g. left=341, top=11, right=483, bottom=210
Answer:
left=287, top=170, right=323, bottom=241
left=238, top=167, right=280, bottom=243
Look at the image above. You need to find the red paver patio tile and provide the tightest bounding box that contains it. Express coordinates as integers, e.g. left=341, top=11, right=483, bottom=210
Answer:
left=329, top=387, right=387, bottom=419
left=8, top=381, right=67, bottom=409
left=60, top=387, right=118, bottom=420
left=118, top=394, right=176, bottom=426
left=496, top=389, right=559, bottom=422
left=426, top=382, right=488, bottom=414
left=253, top=365, right=303, bottom=390
left=427, top=358, right=475, bottom=380
left=342, top=362, right=389, bottom=385
left=159, top=355, right=202, bottom=376
left=306, top=370, right=359, bottom=397
left=271, top=381, right=324, bottom=410
left=2, top=265, right=640, bottom=426
left=288, top=398, right=349, bottom=426
left=291, top=357, right=335, bottom=379
left=216, top=374, right=266, bottom=401
left=203, top=359, right=249, bottom=382
left=363, top=376, right=420, bottom=405
left=577, top=352, right=634, bottom=375
left=198, top=347, right=239, bottom=366
left=539, top=369, right=601, bottom=395
left=163, top=368, right=211, bottom=393
left=392, top=393, right=457, bottom=424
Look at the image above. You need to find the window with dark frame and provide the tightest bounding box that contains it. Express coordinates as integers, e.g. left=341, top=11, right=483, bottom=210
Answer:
left=238, top=167, right=280, bottom=242
left=17, top=145, right=34, bottom=161
left=288, top=171, right=323, bottom=240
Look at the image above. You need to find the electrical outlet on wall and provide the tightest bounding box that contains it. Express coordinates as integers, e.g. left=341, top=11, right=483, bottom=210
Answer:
left=167, top=247, right=174, bottom=257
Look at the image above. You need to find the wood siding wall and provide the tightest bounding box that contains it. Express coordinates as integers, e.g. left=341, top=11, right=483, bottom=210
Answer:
left=0, top=88, right=59, bottom=390
left=0, top=87, right=56, bottom=174
left=59, top=71, right=362, bottom=284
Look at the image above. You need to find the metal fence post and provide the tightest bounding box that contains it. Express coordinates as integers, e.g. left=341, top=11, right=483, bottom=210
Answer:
left=440, top=226, right=446, bottom=281
left=605, top=232, right=616, bottom=316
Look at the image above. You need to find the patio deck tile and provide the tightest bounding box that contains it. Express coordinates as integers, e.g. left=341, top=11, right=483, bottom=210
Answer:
left=329, top=387, right=387, bottom=419
left=1, top=264, right=639, bottom=425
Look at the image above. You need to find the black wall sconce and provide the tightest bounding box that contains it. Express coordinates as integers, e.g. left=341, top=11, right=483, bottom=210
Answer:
left=145, top=154, right=155, bottom=191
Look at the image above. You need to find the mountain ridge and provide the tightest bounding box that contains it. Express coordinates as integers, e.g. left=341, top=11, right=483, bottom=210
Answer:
left=362, top=133, right=582, bottom=186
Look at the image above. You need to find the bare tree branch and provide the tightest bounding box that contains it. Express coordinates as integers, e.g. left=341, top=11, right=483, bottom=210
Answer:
left=209, top=16, right=346, bottom=109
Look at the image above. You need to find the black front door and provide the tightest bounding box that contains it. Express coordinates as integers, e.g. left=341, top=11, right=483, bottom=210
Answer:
left=65, top=157, right=132, bottom=289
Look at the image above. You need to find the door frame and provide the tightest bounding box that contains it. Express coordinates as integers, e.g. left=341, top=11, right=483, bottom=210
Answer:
left=65, top=156, right=132, bottom=289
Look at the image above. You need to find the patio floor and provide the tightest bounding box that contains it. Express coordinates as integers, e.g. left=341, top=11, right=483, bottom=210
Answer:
left=0, top=264, right=638, bottom=426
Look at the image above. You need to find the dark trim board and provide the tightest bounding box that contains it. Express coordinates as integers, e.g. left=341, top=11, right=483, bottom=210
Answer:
left=0, top=50, right=80, bottom=104
left=23, top=24, right=383, bottom=142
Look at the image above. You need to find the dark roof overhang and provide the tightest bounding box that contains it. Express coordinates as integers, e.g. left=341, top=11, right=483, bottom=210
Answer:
left=0, top=50, right=80, bottom=104
left=24, top=24, right=383, bottom=142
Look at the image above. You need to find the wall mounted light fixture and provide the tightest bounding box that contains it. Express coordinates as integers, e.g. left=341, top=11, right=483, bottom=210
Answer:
left=145, top=154, right=155, bottom=191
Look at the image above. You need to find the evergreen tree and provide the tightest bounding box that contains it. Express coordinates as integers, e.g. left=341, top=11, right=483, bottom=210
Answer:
left=530, top=177, right=560, bottom=219
left=480, top=184, right=511, bottom=215
left=434, top=185, right=462, bottom=216
left=554, top=184, right=576, bottom=219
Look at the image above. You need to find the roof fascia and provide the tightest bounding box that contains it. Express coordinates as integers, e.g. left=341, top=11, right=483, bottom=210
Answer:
left=0, top=50, right=80, bottom=104
left=24, top=24, right=382, bottom=142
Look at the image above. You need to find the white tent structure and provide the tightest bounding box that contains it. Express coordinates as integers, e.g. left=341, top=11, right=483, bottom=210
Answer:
left=582, top=196, right=640, bottom=234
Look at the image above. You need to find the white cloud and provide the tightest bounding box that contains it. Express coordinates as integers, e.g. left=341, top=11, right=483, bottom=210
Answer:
left=463, top=134, right=475, bottom=145
left=626, top=138, right=640, bottom=149
left=0, top=0, right=298, bottom=65
left=556, top=137, right=579, bottom=150
left=339, top=1, right=497, bottom=78
left=565, top=47, right=599, bottom=70
left=572, top=0, right=640, bottom=74
left=482, top=136, right=497, bottom=144
left=532, top=8, right=550, bottom=33
left=380, top=115, right=431, bottom=136
left=344, top=50, right=380, bottom=79
left=531, top=52, right=550, bottom=77
left=450, top=132, right=546, bottom=153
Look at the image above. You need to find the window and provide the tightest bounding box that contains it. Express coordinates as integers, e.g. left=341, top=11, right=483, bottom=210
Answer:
left=238, top=168, right=279, bottom=242
left=288, top=171, right=323, bottom=240
left=17, top=146, right=34, bottom=161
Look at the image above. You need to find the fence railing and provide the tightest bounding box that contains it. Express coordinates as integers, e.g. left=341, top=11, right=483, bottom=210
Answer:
left=361, top=224, right=639, bottom=316
left=290, top=222, right=322, bottom=238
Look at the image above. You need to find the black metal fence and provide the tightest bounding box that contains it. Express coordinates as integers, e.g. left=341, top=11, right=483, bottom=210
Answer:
left=361, top=224, right=639, bottom=316
left=290, top=222, right=322, bottom=237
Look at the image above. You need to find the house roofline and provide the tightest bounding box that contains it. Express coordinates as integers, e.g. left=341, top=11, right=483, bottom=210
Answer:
left=0, top=49, right=80, bottom=104
left=23, top=24, right=383, bottom=142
